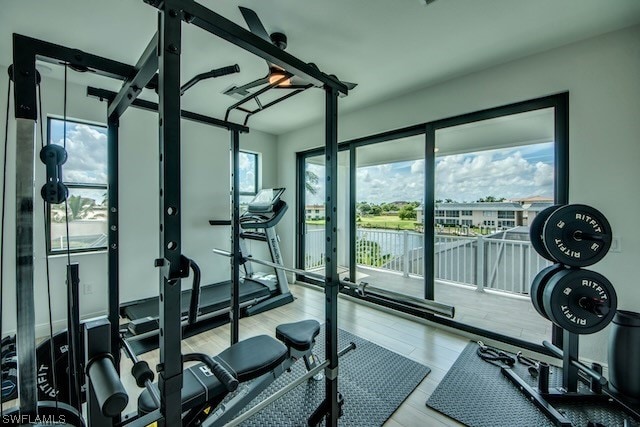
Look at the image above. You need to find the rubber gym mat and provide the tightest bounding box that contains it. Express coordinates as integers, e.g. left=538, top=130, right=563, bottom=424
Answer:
left=426, top=342, right=640, bottom=427
left=233, top=327, right=430, bottom=426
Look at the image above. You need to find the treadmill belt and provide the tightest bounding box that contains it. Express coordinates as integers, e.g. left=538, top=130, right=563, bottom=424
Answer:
left=122, top=280, right=270, bottom=321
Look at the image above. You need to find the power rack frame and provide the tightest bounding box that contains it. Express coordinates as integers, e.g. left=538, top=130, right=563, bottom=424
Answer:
left=10, top=0, right=349, bottom=425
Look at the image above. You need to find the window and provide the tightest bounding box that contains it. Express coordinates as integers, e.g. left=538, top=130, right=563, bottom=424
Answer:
left=445, top=210, right=460, bottom=218
left=239, top=151, right=259, bottom=207
left=47, top=118, right=108, bottom=253
left=461, top=210, right=473, bottom=216
left=435, top=210, right=445, bottom=216
left=498, top=211, right=515, bottom=219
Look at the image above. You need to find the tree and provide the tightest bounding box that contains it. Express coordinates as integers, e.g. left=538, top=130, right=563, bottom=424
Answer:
left=370, top=205, right=382, bottom=216
left=398, top=205, right=416, bottom=220
left=358, top=202, right=372, bottom=215
left=65, top=195, right=94, bottom=221
left=477, top=196, right=505, bottom=202
left=305, top=170, right=320, bottom=195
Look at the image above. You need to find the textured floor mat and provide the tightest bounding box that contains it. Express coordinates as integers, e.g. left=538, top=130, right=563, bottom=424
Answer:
left=236, top=327, right=430, bottom=426
left=427, top=342, right=639, bottom=427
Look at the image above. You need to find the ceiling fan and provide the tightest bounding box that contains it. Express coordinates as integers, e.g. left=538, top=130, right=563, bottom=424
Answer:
left=223, top=6, right=356, bottom=98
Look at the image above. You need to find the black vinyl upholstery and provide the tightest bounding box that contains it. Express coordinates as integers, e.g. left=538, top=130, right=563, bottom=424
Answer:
left=138, top=335, right=287, bottom=415
left=275, top=320, right=320, bottom=351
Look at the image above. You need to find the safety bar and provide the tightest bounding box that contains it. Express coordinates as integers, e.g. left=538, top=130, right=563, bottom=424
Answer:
left=212, top=249, right=455, bottom=318
left=341, top=280, right=455, bottom=319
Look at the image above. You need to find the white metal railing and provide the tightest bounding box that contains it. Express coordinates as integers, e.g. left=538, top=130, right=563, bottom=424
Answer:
left=304, top=227, right=552, bottom=295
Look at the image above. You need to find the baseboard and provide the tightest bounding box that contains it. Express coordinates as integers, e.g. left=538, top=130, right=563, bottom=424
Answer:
left=2, top=310, right=108, bottom=340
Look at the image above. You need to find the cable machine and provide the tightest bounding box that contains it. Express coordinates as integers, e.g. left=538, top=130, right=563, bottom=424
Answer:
left=6, top=0, right=349, bottom=425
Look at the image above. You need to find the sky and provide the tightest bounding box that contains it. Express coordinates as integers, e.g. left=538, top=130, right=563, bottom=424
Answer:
left=306, top=141, right=554, bottom=204
left=50, top=119, right=258, bottom=202
left=50, top=119, right=108, bottom=185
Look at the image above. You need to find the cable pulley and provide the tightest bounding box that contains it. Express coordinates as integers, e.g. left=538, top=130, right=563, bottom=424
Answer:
left=39, top=144, right=69, bottom=204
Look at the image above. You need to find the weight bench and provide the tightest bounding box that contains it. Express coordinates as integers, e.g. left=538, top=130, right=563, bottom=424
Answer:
left=137, top=320, right=321, bottom=426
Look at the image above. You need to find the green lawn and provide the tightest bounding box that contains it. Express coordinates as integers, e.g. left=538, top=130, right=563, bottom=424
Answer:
left=307, top=215, right=419, bottom=231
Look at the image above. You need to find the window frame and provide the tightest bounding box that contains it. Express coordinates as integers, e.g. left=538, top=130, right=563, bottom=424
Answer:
left=46, top=117, right=109, bottom=255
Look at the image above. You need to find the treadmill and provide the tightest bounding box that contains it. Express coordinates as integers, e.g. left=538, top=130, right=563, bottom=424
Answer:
left=120, top=188, right=293, bottom=333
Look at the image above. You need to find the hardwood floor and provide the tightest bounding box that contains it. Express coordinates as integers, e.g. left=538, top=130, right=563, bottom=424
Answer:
left=3, top=284, right=469, bottom=426
left=351, top=267, right=552, bottom=345
left=119, top=283, right=468, bottom=426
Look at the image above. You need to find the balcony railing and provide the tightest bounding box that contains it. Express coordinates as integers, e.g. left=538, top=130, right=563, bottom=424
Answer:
left=303, top=227, right=552, bottom=295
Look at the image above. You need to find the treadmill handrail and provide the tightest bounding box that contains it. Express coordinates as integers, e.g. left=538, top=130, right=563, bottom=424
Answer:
left=241, top=201, right=287, bottom=230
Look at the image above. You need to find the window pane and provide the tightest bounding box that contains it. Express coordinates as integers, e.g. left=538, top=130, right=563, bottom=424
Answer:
left=434, top=106, right=556, bottom=344
left=239, top=152, right=257, bottom=194
left=355, top=135, right=424, bottom=298
left=49, top=119, right=107, bottom=184
left=50, top=188, right=108, bottom=251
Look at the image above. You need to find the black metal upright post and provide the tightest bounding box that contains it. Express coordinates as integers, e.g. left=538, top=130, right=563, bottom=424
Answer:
left=157, top=2, right=184, bottom=425
left=324, top=86, right=340, bottom=425
left=552, top=93, right=569, bottom=349
left=349, top=148, right=356, bottom=283
left=107, top=116, right=120, bottom=371
left=66, top=263, right=82, bottom=411
left=14, top=117, right=38, bottom=417
left=230, top=130, right=241, bottom=344
left=424, top=125, right=436, bottom=301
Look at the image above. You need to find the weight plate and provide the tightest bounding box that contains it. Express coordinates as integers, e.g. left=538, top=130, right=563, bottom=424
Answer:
left=542, top=268, right=617, bottom=334
left=543, top=204, right=612, bottom=267
left=529, top=205, right=562, bottom=262
left=35, top=330, right=86, bottom=404
left=530, top=264, right=564, bottom=320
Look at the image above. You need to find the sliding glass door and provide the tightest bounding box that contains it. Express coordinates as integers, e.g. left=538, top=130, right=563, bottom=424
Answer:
left=354, top=136, right=424, bottom=298
left=431, top=107, right=559, bottom=344
left=296, top=94, right=568, bottom=349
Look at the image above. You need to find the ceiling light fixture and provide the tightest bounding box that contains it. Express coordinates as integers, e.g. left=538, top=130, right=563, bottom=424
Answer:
left=268, top=70, right=291, bottom=87
left=418, top=0, right=437, bottom=5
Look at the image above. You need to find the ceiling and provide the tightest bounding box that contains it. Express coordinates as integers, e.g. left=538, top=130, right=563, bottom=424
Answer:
left=1, top=0, right=640, bottom=135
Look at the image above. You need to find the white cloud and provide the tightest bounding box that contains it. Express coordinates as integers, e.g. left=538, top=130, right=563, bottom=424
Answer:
left=305, top=143, right=554, bottom=205
left=55, top=124, right=107, bottom=184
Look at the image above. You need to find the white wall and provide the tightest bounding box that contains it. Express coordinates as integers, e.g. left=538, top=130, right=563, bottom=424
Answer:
left=276, top=24, right=640, bottom=362
left=0, top=72, right=278, bottom=336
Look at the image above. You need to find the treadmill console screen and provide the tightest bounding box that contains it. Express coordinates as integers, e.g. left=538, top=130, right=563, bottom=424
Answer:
left=248, top=188, right=285, bottom=213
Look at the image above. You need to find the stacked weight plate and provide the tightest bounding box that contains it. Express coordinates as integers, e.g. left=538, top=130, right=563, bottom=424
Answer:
left=529, top=204, right=616, bottom=334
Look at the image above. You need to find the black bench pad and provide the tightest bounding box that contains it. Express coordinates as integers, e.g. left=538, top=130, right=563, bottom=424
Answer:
left=138, top=335, right=287, bottom=415
left=275, top=320, right=321, bottom=351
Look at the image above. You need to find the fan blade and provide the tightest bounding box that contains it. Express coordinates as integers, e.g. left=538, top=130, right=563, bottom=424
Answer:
left=289, top=75, right=308, bottom=86
left=224, top=76, right=269, bottom=96
left=239, top=7, right=271, bottom=42
left=343, top=81, right=357, bottom=90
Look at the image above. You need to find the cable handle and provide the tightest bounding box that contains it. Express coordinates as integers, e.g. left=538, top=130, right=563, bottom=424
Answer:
left=211, top=64, right=240, bottom=78
left=183, top=352, right=239, bottom=392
